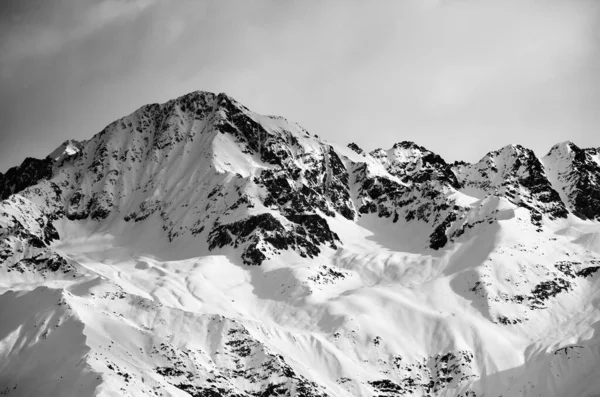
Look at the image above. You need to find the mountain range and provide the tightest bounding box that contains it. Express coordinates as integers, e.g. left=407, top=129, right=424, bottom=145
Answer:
left=1, top=90, right=600, bottom=397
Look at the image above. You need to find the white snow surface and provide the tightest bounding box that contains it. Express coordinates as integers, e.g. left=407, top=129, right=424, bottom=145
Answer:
left=47, top=139, right=85, bottom=163
left=1, top=91, right=600, bottom=397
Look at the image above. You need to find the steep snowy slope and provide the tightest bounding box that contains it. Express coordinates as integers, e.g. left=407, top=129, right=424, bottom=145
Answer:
left=1, top=90, right=600, bottom=397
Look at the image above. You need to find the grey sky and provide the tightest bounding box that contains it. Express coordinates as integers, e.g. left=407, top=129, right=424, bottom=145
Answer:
left=1, top=0, right=599, bottom=172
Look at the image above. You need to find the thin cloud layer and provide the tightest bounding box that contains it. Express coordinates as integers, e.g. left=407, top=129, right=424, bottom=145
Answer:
left=0, top=0, right=598, bottom=171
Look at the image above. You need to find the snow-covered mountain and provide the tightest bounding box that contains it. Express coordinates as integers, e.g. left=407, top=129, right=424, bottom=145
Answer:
left=1, top=90, right=600, bottom=397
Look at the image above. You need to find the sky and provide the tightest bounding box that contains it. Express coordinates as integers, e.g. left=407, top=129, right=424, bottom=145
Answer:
left=0, top=0, right=599, bottom=172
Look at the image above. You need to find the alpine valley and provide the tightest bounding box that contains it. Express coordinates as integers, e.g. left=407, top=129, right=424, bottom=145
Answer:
left=1, top=90, right=600, bottom=397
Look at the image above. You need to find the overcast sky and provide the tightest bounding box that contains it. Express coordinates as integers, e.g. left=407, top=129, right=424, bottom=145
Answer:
left=0, top=0, right=599, bottom=172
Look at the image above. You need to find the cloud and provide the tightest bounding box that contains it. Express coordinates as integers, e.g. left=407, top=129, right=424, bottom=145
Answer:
left=0, top=0, right=156, bottom=72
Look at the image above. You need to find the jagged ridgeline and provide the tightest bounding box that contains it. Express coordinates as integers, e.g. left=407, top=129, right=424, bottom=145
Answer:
left=2, top=90, right=600, bottom=397
left=1, top=91, right=598, bottom=267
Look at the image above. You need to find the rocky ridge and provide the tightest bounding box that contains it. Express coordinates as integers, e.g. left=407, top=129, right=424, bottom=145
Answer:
left=1, top=91, right=596, bottom=266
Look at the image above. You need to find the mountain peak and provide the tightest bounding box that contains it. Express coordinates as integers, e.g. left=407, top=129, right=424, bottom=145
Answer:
left=367, top=142, right=459, bottom=188
left=391, top=141, right=428, bottom=152
left=543, top=140, right=600, bottom=220
left=47, top=139, right=84, bottom=162
left=487, top=143, right=529, bottom=158
left=545, top=141, right=579, bottom=158
left=454, top=141, right=567, bottom=222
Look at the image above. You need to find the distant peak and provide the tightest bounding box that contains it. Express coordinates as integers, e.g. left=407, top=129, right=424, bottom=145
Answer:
left=500, top=143, right=525, bottom=153
left=546, top=141, right=579, bottom=157
left=482, top=143, right=534, bottom=161
left=214, top=91, right=251, bottom=114
left=47, top=139, right=84, bottom=162
left=369, top=148, right=387, bottom=158
left=368, top=142, right=433, bottom=159
left=162, top=90, right=217, bottom=106
left=181, top=90, right=218, bottom=100
left=392, top=141, right=428, bottom=152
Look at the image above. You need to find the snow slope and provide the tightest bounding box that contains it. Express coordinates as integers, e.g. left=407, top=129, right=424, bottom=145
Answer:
left=1, top=90, right=600, bottom=397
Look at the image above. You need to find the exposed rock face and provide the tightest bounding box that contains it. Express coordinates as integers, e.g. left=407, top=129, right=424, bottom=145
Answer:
left=542, top=141, right=600, bottom=220
left=208, top=213, right=340, bottom=265
left=0, top=194, right=71, bottom=276
left=347, top=142, right=364, bottom=155
left=370, top=141, right=460, bottom=189
left=351, top=142, right=468, bottom=250
left=0, top=157, right=54, bottom=200
left=453, top=144, right=568, bottom=228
